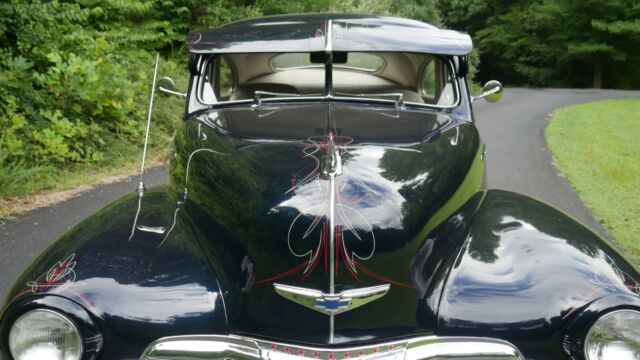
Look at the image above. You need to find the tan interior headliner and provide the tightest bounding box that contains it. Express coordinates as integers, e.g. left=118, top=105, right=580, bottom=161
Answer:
left=225, top=52, right=431, bottom=89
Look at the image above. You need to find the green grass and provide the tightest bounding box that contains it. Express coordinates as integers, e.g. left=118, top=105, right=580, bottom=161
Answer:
left=0, top=145, right=169, bottom=220
left=546, top=99, right=640, bottom=265
left=0, top=118, right=175, bottom=220
left=0, top=130, right=172, bottom=195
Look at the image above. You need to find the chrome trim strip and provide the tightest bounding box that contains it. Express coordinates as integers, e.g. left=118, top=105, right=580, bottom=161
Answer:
left=141, top=335, right=260, bottom=360
left=140, top=334, right=525, bottom=360
left=328, top=153, right=336, bottom=343
left=327, top=130, right=340, bottom=343
left=329, top=167, right=336, bottom=296
left=200, top=92, right=459, bottom=111
left=405, top=337, right=524, bottom=360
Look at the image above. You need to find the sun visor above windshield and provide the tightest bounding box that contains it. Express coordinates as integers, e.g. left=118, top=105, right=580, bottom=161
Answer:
left=331, top=20, right=471, bottom=55
left=186, top=14, right=472, bottom=56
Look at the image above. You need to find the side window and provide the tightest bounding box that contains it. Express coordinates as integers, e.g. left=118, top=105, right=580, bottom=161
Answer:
left=421, top=59, right=436, bottom=101
left=420, top=57, right=455, bottom=106
left=201, top=56, right=235, bottom=103
left=201, top=58, right=216, bottom=103
left=218, top=56, right=234, bottom=98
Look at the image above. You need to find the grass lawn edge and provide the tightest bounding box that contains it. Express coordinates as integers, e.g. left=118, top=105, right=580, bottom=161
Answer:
left=545, top=98, right=640, bottom=266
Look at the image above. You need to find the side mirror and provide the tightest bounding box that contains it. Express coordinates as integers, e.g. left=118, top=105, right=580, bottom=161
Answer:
left=473, top=80, right=503, bottom=103
left=157, top=77, right=187, bottom=98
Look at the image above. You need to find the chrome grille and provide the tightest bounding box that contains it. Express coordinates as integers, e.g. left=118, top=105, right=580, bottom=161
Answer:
left=140, top=334, right=525, bottom=360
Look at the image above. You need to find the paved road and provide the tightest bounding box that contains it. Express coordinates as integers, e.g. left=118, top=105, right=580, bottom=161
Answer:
left=0, top=168, right=168, bottom=302
left=474, top=88, right=639, bottom=238
left=1, top=88, right=638, bottom=302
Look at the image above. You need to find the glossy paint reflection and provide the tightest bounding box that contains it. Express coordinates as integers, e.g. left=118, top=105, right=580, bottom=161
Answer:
left=438, top=190, right=640, bottom=359
left=168, top=103, right=482, bottom=343
left=71, top=278, right=220, bottom=324
left=1, top=188, right=230, bottom=358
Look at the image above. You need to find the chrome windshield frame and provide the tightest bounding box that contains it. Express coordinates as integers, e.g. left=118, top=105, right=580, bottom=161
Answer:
left=194, top=53, right=461, bottom=112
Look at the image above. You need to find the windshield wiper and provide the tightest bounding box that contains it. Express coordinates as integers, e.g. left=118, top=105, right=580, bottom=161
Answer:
left=253, top=91, right=322, bottom=106
left=252, top=90, right=405, bottom=111
left=334, top=92, right=405, bottom=108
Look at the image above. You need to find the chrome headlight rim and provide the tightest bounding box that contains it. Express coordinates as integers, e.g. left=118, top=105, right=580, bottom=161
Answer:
left=8, top=307, right=84, bottom=360
left=0, top=295, right=103, bottom=360
left=561, top=295, right=640, bottom=360
left=583, top=308, right=640, bottom=360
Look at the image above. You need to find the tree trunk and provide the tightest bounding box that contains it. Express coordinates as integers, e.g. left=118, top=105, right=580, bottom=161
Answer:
left=592, top=57, right=603, bottom=89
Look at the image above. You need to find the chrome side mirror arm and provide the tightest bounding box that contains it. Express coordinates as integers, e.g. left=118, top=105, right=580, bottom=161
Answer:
left=472, top=80, right=504, bottom=103
left=157, top=76, right=187, bottom=97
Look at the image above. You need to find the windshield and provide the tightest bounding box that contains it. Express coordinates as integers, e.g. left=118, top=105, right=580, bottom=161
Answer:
left=199, top=52, right=457, bottom=108
left=270, top=52, right=385, bottom=72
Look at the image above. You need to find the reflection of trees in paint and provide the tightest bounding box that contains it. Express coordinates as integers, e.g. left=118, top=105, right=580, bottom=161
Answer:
left=170, top=120, right=314, bottom=282
left=284, top=134, right=377, bottom=278
left=465, top=191, right=603, bottom=265
left=170, top=117, right=479, bottom=286
left=378, top=124, right=480, bottom=241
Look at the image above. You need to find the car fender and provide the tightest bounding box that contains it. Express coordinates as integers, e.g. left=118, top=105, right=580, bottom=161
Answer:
left=0, top=187, right=234, bottom=359
left=436, top=189, right=640, bottom=359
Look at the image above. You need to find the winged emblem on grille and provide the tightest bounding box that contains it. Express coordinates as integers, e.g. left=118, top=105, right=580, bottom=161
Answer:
left=274, top=283, right=390, bottom=316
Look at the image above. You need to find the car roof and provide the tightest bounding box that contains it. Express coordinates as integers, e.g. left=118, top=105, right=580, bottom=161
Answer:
left=186, top=13, right=472, bottom=55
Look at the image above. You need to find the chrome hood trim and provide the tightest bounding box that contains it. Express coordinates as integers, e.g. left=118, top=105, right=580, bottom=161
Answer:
left=140, top=334, right=525, bottom=360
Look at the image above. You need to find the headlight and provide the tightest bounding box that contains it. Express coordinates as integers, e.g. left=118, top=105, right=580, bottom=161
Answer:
left=584, top=309, right=640, bottom=360
left=8, top=309, right=83, bottom=360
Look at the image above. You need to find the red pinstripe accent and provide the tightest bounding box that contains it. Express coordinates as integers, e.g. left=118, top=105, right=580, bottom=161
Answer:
left=302, top=256, right=321, bottom=280
left=47, top=260, right=69, bottom=283
left=251, top=260, right=310, bottom=285
left=343, top=245, right=360, bottom=281
left=354, top=260, right=414, bottom=289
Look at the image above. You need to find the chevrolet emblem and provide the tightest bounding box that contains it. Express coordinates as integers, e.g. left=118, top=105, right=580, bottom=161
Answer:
left=273, top=283, right=390, bottom=316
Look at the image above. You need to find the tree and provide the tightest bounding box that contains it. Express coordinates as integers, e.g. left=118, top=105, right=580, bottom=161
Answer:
left=254, top=0, right=441, bottom=27
left=550, top=0, right=640, bottom=88
left=439, top=0, right=640, bottom=89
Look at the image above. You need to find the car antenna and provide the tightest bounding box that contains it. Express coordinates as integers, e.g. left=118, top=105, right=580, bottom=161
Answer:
left=137, top=52, right=160, bottom=196
left=129, top=53, right=160, bottom=242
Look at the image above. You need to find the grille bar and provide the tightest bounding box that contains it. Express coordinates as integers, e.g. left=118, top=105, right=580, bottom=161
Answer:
left=140, top=334, right=524, bottom=360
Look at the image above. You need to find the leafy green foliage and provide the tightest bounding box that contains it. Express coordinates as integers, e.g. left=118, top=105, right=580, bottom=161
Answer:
left=439, top=0, right=640, bottom=88
left=0, top=0, right=442, bottom=199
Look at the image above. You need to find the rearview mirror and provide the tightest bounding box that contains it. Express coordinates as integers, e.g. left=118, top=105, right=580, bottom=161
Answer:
left=473, top=80, right=503, bottom=103
left=157, top=77, right=187, bottom=97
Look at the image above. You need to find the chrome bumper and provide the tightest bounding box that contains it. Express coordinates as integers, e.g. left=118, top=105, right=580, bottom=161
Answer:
left=140, top=334, right=525, bottom=360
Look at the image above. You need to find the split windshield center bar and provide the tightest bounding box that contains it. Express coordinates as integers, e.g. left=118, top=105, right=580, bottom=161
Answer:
left=252, top=19, right=405, bottom=110
left=324, top=20, right=333, bottom=97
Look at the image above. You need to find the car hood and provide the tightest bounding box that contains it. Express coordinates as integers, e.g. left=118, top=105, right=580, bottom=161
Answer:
left=170, top=103, right=483, bottom=343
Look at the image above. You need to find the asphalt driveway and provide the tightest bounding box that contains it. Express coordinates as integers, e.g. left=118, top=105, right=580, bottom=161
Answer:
left=474, top=88, right=639, bottom=237
left=1, top=88, right=638, bottom=302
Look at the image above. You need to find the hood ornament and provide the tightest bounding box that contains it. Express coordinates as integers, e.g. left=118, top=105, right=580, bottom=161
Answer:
left=274, top=283, right=389, bottom=316
left=321, top=133, right=342, bottom=177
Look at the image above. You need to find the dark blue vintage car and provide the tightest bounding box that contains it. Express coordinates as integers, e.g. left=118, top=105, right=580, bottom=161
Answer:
left=2, top=14, right=639, bottom=360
